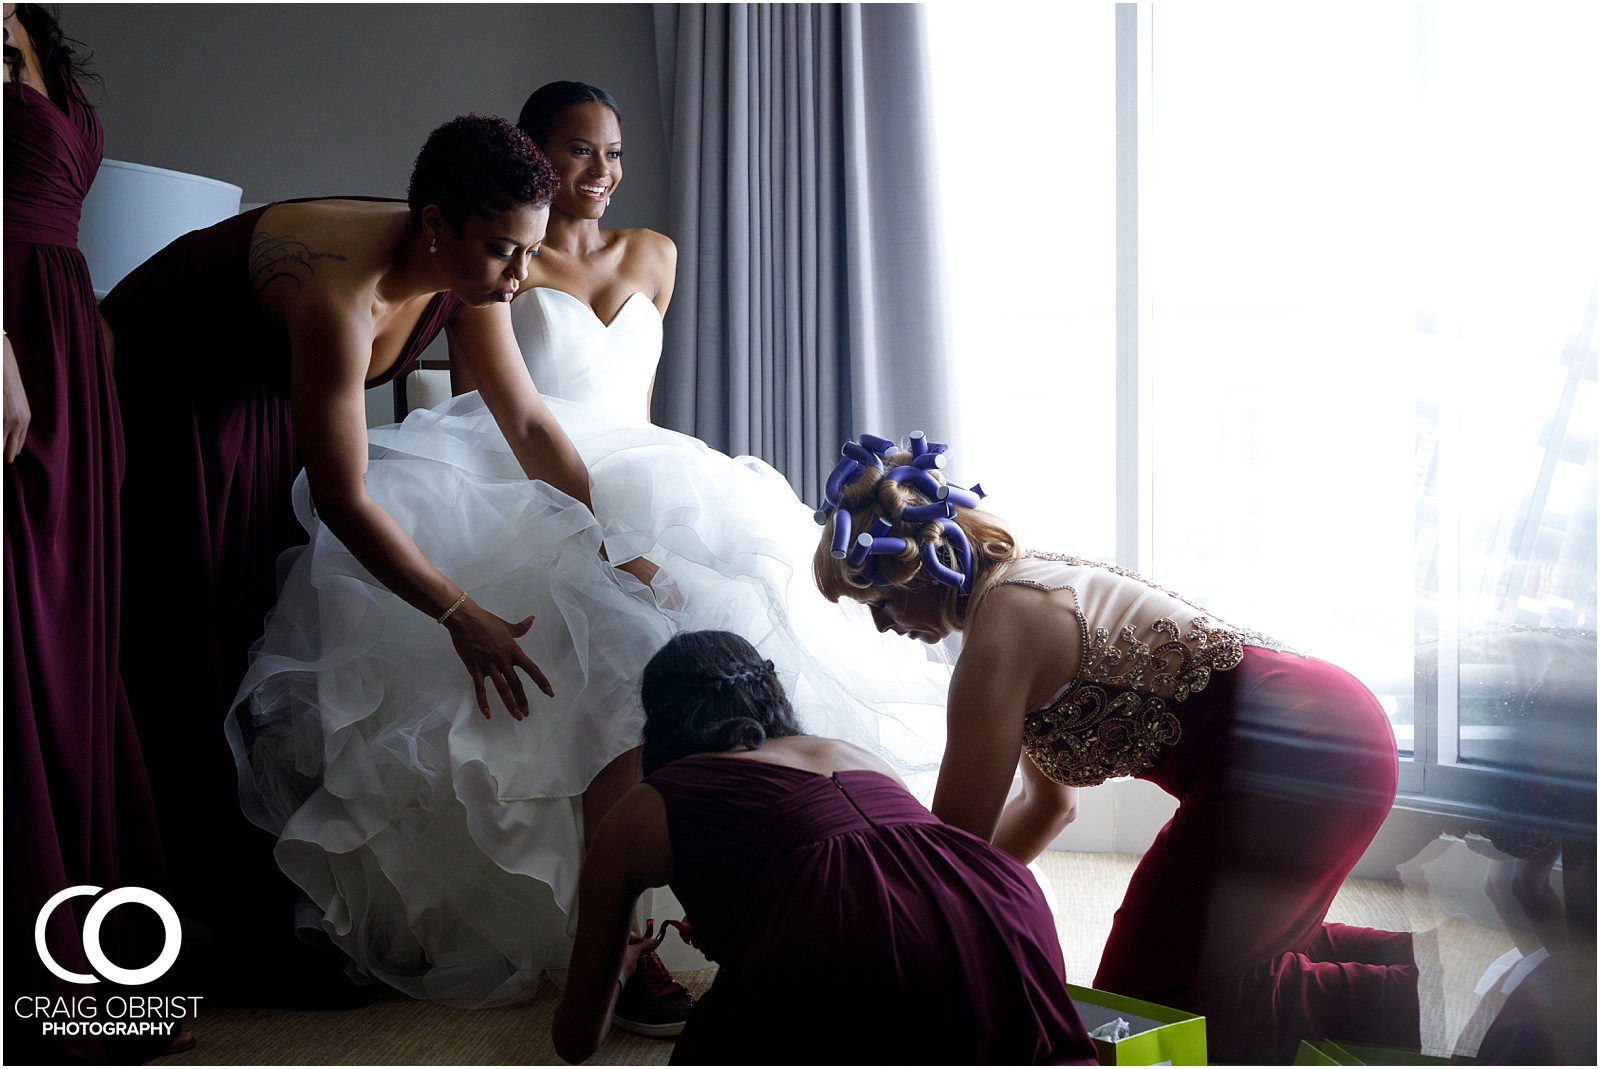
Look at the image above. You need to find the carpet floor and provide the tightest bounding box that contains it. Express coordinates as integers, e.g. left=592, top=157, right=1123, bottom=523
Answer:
left=144, top=851, right=1520, bottom=1065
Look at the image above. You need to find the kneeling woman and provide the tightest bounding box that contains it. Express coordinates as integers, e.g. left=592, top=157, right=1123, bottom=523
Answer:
left=812, top=433, right=1423, bottom=1064
left=554, top=630, right=1096, bottom=1065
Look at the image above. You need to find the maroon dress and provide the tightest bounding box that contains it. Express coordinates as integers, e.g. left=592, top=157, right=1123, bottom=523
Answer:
left=1006, top=553, right=1420, bottom=1063
left=1090, top=648, right=1420, bottom=1063
left=4, top=72, right=166, bottom=1063
left=645, top=755, right=1097, bottom=1065
left=97, top=203, right=459, bottom=997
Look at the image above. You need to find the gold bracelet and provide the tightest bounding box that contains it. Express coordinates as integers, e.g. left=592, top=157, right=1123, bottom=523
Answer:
left=437, top=591, right=469, bottom=625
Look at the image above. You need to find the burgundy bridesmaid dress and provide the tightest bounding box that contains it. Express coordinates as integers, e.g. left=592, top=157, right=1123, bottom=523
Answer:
left=645, top=756, right=1098, bottom=1065
left=4, top=70, right=166, bottom=1063
left=1003, top=552, right=1421, bottom=1063
left=97, top=202, right=459, bottom=999
left=1090, top=648, right=1422, bottom=1063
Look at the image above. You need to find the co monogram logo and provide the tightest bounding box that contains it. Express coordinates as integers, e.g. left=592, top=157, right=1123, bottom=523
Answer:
left=34, top=886, right=182, bottom=986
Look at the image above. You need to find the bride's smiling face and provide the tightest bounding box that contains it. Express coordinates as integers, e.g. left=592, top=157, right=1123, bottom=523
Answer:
left=542, top=102, right=623, bottom=221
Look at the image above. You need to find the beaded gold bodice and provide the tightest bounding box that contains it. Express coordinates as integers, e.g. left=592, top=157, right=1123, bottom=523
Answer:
left=1000, top=552, right=1298, bottom=787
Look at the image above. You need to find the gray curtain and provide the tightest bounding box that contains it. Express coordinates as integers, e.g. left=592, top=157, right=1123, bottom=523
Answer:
left=652, top=2, right=955, bottom=501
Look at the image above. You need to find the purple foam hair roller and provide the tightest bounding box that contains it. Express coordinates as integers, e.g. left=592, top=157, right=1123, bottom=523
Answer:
left=902, top=501, right=955, bottom=523
left=847, top=532, right=874, bottom=568
left=841, top=441, right=882, bottom=468
left=885, top=465, right=946, bottom=499
left=869, top=517, right=894, bottom=538
left=945, top=485, right=982, bottom=509
left=907, top=430, right=928, bottom=458
left=939, top=518, right=973, bottom=579
left=823, top=457, right=862, bottom=507
left=858, top=433, right=895, bottom=455
left=912, top=452, right=947, bottom=470
left=921, top=543, right=968, bottom=593
left=865, top=536, right=909, bottom=556
left=829, top=511, right=853, bottom=559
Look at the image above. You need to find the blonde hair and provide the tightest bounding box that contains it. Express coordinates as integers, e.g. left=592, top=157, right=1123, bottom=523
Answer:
left=812, top=446, right=1019, bottom=634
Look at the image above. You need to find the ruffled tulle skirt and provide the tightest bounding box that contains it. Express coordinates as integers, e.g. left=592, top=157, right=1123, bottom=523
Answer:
left=227, top=393, right=949, bottom=1007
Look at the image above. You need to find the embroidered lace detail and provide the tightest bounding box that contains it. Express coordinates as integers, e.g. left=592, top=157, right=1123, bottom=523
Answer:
left=1023, top=686, right=1183, bottom=787
left=1010, top=551, right=1299, bottom=787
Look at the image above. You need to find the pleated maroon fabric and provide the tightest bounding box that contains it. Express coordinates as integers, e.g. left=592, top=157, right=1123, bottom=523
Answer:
left=5, top=71, right=167, bottom=1063
left=646, top=755, right=1097, bottom=1065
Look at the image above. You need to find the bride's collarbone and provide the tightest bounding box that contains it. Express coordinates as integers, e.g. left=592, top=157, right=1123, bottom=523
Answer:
left=532, top=282, right=649, bottom=326
left=529, top=250, right=651, bottom=317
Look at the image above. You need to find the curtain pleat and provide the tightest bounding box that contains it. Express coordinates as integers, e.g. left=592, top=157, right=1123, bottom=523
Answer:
left=653, top=2, right=954, bottom=501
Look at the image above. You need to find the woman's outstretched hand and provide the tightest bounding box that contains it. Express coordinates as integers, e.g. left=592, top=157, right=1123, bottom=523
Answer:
left=441, top=597, right=555, bottom=719
left=621, top=918, right=667, bottom=980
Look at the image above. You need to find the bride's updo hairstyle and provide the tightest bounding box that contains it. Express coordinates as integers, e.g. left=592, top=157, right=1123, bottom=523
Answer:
left=812, top=432, right=1019, bottom=635
left=407, top=114, right=558, bottom=237
left=641, top=631, right=803, bottom=775
left=516, top=80, right=622, bottom=146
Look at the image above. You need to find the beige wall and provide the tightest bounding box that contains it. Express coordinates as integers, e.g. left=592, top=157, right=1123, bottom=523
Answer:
left=64, top=3, right=669, bottom=231
left=65, top=2, right=672, bottom=423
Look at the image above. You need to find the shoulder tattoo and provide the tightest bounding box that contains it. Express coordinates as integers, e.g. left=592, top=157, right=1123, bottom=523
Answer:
left=250, top=231, right=349, bottom=295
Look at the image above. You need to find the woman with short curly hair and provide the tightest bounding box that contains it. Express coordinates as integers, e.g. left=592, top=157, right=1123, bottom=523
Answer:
left=98, top=113, right=651, bottom=1002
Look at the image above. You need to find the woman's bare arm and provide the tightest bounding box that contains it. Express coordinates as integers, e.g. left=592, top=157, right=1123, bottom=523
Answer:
left=642, top=232, right=675, bottom=422
left=931, top=585, right=1080, bottom=862
left=3, top=335, right=31, bottom=463
left=287, top=291, right=552, bottom=720
left=450, top=300, right=657, bottom=584
left=554, top=784, right=675, bottom=1063
left=644, top=231, right=677, bottom=319
left=446, top=301, right=596, bottom=508
left=994, top=759, right=1080, bottom=862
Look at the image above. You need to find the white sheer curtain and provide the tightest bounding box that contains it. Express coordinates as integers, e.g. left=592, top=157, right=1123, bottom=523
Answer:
left=926, top=5, right=1118, bottom=558
left=928, top=3, right=1598, bottom=769
left=1140, top=5, right=1418, bottom=703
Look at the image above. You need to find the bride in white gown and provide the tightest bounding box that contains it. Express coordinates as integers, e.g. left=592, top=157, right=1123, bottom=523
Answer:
left=227, top=84, right=948, bottom=1009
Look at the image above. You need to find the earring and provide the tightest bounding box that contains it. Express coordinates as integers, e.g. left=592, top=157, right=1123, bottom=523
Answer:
left=605, top=197, right=612, bottom=208
left=429, top=236, right=437, bottom=254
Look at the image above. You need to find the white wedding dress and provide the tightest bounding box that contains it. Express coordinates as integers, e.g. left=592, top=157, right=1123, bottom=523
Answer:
left=228, top=287, right=949, bottom=1007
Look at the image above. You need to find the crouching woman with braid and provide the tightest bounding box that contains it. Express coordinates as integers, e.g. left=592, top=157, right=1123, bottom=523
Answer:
left=554, top=628, right=1097, bottom=1065
left=812, top=432, right=1424, bottom=1064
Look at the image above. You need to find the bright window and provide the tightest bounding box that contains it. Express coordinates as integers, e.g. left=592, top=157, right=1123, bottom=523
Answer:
left=927, top=3, right=1118, bottom=563
left=927, top=2, right=1597, bottom=810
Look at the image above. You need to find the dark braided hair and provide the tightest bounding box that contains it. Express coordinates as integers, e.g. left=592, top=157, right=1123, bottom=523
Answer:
left=640, top=631, right=804, bottom=775
left=516, top=80, right=621, bottom=148
left=406, top=113, right=558, bottom=236
left=4, top=4, right=97, bottom=91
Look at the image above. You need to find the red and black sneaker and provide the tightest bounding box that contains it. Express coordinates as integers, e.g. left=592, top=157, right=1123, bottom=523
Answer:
left=613, top=950, right=696, bottom=1038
